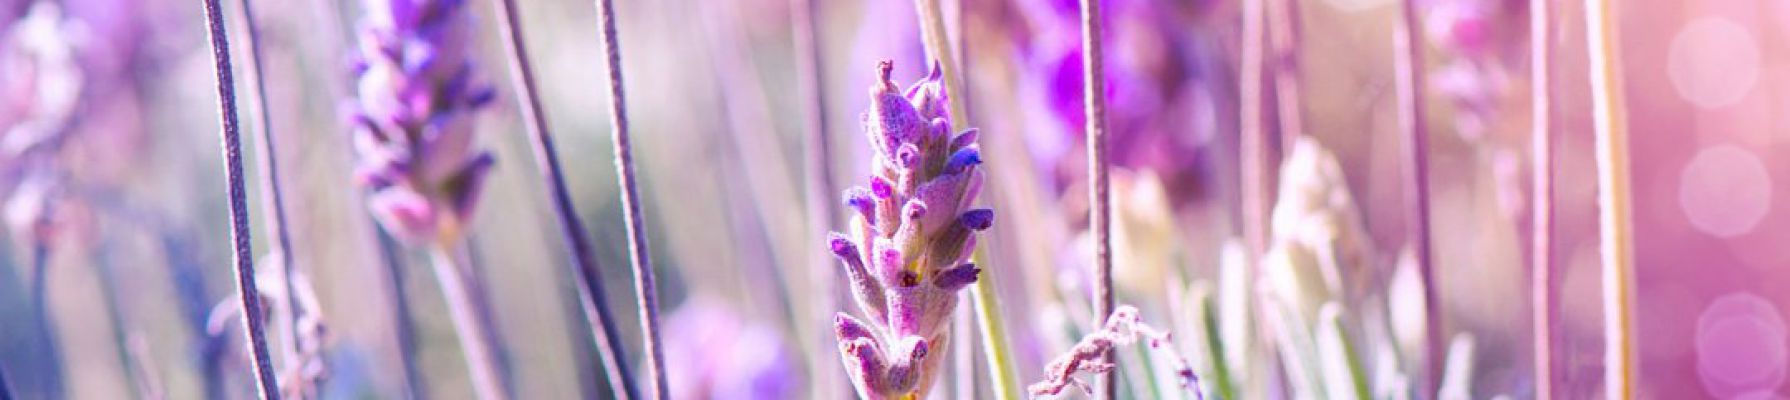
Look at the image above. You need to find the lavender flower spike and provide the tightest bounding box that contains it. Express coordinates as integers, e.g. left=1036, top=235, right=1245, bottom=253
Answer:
left=351, top=0, right=497, bottom=244
left=827, top=60, right=987, bottom=400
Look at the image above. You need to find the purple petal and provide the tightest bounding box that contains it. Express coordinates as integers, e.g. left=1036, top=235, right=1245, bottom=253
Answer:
left=933, top=264, right=980, bottom=291
left=960, top=209, right=994, bottom=231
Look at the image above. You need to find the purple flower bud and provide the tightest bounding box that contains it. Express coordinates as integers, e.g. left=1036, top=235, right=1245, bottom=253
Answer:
left=883, top=336, right=930, bottom=392
left=835, top=313, right=874, bottom=341
left=960, top=209, right=994, bottom=231
left=843, top=187, right=877, bottom=225
left=933, top=264, right=980, bottom=291
left=950, top=128, right=979, bottom=150
left=839, top=337, right=888, bottom=395
left=832, top=233, right=887, bottom=324
left=944, top=145, right=982, bottom=175
left=870, top=176, right=894, bottom=199
left=829, top=233, right=860, bottom=261
left=351, top=0, right=493, bottom=244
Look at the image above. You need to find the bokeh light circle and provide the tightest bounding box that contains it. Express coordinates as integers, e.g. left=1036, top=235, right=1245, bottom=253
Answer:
left=1697, top=292, right=1789, bottom=398
left=1679, top=145, right=1772, bottom=238
left=1668, top=17, right=1760, bottom=109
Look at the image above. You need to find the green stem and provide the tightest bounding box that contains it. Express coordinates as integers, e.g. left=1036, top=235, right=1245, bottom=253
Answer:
left=912, top=1, right=1020, bottom=398
left=1585, top=0, right=1636, bottom=397
left=968, top=250, right=1019, bottom=400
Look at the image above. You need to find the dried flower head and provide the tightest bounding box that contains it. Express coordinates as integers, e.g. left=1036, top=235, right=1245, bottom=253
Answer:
left=349, top=0, right=496, bottom=244
left=1027, top=305, right=1200, bottom=399
left=828, top=60, right=988, bottom=400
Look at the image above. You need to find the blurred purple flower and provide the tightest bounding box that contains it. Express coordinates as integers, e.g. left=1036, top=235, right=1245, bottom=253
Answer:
left=827, top=61, right=988, bottom=400
left=349, top=0, right=496, bottom=244
left=1422, top=0, right=1524, bottom=141
left=663, top=297, right=799, bottom=400
left=1011, top=0, right=1217, bottom=204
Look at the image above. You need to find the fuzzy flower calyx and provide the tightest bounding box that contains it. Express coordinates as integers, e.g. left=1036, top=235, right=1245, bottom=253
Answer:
left=827, top=60, right=987, bottom=400
left=349, top=0, right=496, bottom=244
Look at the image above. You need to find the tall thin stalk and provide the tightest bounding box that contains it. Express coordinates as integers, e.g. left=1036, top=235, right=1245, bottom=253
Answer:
left=197, top=0, right=281, bottom=396
left=1528, top=0, right=1555, bottom=397
left=790, top=0, right=841, bottom=395
left=1239, top=0, right=1268, bottom=278
left=912, top=0, right=1020, bottom=397
left=1585, top=0, right=1637, bottom=397
left=1393, top=0, right=1441, bottom=395
left=27, top=242, right=63, bottom=400
left=373, top=233, right=425, bottom=399
left=487, top=0, right=638, bottom=397
left=226, top=0, right=306, bottom=390
left=591, top=0, right=669, bottom=397
left=428, top=244, right=510, bottom=400
left=1077, top=0, right=1115, bottom=398
left=1238, top=0, right=1273, bottom=395
left=1266, top=0, right=1306, bottom=143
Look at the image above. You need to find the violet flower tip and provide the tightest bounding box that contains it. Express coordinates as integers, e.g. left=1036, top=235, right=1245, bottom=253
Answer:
left=960, top=209, right=994, bottom=231
left=870, top=177, right=894, bottom=199
left=828, top=233, right=858, bottom=258
left=945, top=146, right=982, bottom=174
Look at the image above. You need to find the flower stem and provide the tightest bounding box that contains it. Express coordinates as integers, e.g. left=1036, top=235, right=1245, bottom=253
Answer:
left=487, top=0, right=638, bottom=397
left=1238, top=0, right=1274, bottom=394
left=1076, top=0, right=1115, bottom=398
left=1584, top=0, right=1636, bottom=397
left=428, top=243, right=510, bottom=400
left=790, top=0, right=843, bottom=394
left=1394, top=0, right=1441, bottom=395
left=1266, top=0, right=1306, bottom=143
left=197, top=0, right=281, bottom=396
left=28, top=241, right=65, bottom=400
left=591, top=0, right=669, bottom=397
left=1528, top=0, right=1556, bottom=397
left=374, top=231, right=427, bottom=399
left=227, top=0, right=306, bottom=387
left=912, top=0, right=1019, bottom=398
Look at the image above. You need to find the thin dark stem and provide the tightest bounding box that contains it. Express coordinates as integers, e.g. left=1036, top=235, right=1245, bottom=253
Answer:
left=27, top=242, right=63, bottom=400
left=228, top=0, right=305, bottom=388
left=488, top=0, right=638, bottom=397
left=1528, top=0, right=1554, bottom=397
left=790, top=0, right=840, bottom=395
left=1394, top=0, right=1441, bottom=395
left=592, top=0, right=668, bottom=397
left=375, top=231, right=426, bottom=399
left=1078, top=0, right=1113, bottom=398
left=197, top=0, right=282, bottom=396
